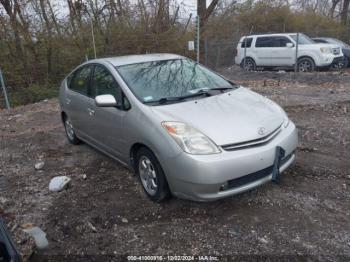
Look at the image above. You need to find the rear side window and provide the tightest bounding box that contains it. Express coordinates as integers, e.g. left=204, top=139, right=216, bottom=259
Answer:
left=256, top=36, right=291, bottom=48
left=91, top=65, right=120, bottom=99
left=241, top=38, right=253, bottom=48
left=69, top=66, right=92, bottom=95
left=256, top=37, right=274, bottom=47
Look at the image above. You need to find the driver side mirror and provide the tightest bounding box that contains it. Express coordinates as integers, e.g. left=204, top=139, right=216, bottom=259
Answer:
left=286, top=43, right=294, bottom=48
left=95, top=94, right=118, bottom=107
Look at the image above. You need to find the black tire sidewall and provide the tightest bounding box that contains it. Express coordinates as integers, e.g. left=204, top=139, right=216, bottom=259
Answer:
left=136, top=147, right=170, bottom=202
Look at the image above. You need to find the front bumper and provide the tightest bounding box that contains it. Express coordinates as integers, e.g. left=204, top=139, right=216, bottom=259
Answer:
left=317, top=54, right=344, bottom=67
left=330, top=56, right=345, bottom=67
left=162, top=122, right=298, bottom=201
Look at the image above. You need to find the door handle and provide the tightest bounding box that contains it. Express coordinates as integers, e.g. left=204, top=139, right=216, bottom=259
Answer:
left=88, top=108, right=95, bottom=116
left=65, top=98, right=71, bottom=105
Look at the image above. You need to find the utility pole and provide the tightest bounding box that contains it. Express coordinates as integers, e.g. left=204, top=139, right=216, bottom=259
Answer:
left=90, top=19, right=97, bottom=59
left=294, top=32, right=300, bottom=73
left=0, top=68, right=10, bottom=109
left=195, top=15, right=200, bottom=63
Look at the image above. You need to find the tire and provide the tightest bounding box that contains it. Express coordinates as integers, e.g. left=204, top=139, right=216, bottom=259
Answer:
left=63, top=114, right=80, bottom=145
left=241, top=58, right=256, bottom=71
left=297, top=57, right=315, bottom=72
left=136, top=147, right=170, bottom=202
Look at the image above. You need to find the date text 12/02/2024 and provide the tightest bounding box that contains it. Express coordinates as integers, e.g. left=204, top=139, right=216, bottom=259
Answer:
left=127, top=255, right=219, bottom=261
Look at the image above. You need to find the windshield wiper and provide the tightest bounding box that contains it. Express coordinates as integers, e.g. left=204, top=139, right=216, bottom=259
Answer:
left=210, top=86, right=237, bottom=92
left=145, top=90, right=211, bottom=105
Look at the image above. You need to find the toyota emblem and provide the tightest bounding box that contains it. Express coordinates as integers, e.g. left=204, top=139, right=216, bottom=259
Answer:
left=258, top=127, right=266, bottom=136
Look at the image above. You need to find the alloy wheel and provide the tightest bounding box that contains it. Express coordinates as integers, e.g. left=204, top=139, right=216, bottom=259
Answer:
left=243, top=60, right=255, bottom=71
left=65, top=118, right=75, bottom=141
left=298, top=60, right=313, bottom=72
left=138, top=156, right=158, bottom=196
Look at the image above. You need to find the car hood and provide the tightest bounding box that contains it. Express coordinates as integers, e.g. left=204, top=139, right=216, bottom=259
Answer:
left=150, top=87, right=284, bottom=146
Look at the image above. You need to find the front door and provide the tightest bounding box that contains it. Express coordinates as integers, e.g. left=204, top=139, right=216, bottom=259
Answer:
left=84, top=64, right=127, bottom=159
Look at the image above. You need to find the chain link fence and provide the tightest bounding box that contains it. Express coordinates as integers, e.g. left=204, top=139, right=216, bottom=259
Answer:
left=1, top=25, right=349, bottom=109
left=204, top=24, right=350, bottom=70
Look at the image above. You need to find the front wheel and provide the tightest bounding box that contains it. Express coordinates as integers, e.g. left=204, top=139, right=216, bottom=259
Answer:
left=136, top=148, right=170, bottom=202
left=297, top=57, right=315, bottom=72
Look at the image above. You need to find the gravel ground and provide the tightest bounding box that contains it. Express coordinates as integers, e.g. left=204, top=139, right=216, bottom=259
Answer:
left=1, top=66, right=350, bottom=261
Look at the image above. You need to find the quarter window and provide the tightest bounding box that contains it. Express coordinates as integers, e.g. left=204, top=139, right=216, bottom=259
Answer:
left=69, top=66, right=92, bottom=95
left=241, top=37, right=253, bottom=48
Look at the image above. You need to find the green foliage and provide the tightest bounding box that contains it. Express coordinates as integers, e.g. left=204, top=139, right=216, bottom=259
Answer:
left=8, top=84, right=59, bottom=107
left=206, top=0, right=348, bottom=41
left=1, top=0, right=349, bottom=107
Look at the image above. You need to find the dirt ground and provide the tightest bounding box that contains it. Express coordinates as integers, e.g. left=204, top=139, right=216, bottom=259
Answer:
left=1, top=66, right=350, bottom=261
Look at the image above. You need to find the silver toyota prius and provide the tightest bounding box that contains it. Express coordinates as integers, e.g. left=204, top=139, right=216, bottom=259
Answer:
left=59, top=53, right=298, bottom=202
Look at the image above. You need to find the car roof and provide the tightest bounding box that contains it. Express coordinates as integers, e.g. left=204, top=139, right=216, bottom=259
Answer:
left=87, top=53, right=184, bottom=67
left=242, top=33, right=298, bottom=38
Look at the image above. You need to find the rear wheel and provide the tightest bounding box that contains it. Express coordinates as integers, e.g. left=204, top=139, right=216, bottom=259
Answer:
left=63, top=115, right=80, bottom=145
left=297, top=57, right=315, bottom=72
left=136, top=147, right=170, bottom=202
left=241, top=58, right=256, bottom=71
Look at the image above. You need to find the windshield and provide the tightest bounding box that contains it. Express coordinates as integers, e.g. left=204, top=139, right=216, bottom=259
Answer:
left=290, top=34, right=315, bottom=45
left=116, top=59, right=234, bottom=104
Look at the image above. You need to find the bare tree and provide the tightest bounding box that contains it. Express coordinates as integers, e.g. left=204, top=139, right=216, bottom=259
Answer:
left=341, top=0, right=350, bottom=24
left=197, top=0, right=219, bottom=62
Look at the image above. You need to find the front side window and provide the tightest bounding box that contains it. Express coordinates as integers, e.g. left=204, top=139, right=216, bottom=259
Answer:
left=117, top=59, right=234, bottom=104
left=91, top=65, right=120, bottom=99
left=274, top=37, right=292, bottom=47
left=70, top=66, right=92, bottom=95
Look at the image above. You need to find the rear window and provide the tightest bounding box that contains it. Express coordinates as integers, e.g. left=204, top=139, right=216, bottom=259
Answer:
left=69, top=66, right=92, bottom=95
left=241, top=38, right=253, bottom=48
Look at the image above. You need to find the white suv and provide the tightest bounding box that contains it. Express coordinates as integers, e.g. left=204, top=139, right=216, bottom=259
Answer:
left=235, top=33, right=344, bottom=72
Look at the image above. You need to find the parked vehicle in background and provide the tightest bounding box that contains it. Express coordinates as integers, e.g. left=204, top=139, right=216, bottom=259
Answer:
left=313, top=37, right=350, bottom=68
left=235, top=33, right=344, bottom=72
left=59, top=54, right=298, bottom=202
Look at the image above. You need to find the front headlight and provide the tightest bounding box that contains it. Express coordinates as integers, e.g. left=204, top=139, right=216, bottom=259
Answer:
left=162, top=121, right=221, bottom=155
left=320, top=47, right=332, bottom=54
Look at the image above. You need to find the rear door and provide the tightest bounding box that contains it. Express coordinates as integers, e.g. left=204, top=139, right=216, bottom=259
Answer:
left=64, top=65, right=93, bottom=136
left=255, top=36, right=294, bottom=66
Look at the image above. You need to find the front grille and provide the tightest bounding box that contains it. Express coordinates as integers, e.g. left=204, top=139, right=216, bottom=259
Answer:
left=221, top=125, right=282, bottom=151
left=332, top=47, right=340, bottom=55
left=222, top=153, right=293, bottom=191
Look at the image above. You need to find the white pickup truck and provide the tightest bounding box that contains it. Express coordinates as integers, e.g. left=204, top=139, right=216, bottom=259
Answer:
left=235, top=33, right=344, bottom=72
